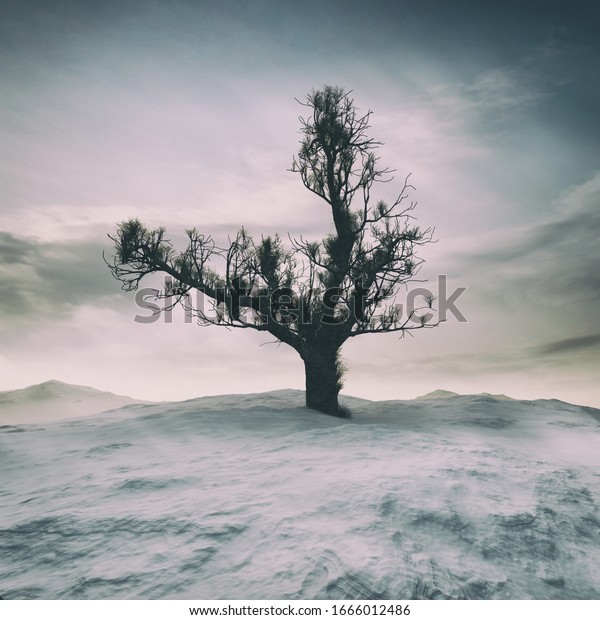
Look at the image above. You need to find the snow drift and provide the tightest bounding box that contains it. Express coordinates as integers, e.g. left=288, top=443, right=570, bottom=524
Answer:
left=0, top=385, right=599, bottom=599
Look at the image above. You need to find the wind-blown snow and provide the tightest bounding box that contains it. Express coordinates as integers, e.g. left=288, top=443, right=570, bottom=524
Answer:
left=1, top=386, right=599, bottom=599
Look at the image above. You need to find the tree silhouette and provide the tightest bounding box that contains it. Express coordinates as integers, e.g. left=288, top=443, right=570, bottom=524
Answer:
left=107, top=86, right=435, bottom=416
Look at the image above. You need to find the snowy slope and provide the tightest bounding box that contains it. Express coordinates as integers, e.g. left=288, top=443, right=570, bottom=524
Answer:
left=0, top=380, right=146, bottom=424
left=0, top=388, right=599, bottom=599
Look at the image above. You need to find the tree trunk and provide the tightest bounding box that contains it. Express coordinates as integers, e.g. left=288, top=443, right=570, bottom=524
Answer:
left=302, top=346, right=344, bottom=416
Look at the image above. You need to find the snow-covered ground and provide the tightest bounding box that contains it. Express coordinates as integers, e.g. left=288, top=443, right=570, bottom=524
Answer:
left=1, top=383, right=599, bottom=599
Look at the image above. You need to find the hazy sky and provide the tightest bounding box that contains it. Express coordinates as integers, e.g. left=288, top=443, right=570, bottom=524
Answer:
left=1, top=0, right=599, bottom=406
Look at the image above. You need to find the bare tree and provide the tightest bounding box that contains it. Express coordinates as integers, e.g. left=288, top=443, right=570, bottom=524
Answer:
left=107, top=86, right=435, bottom=416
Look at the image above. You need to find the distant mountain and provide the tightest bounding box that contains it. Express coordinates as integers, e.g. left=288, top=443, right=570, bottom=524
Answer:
left=0, top=380, right=146, bottom=424
left=415, top=389, right=460, bottom=400
left=416, top=389, right=515, bottom=401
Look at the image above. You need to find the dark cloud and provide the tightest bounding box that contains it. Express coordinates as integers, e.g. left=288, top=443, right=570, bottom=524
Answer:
left=0, top=232, right=37, bottom=264
left=472, top=174, right=600, bottom=312
left=4, top=0, right=598, bottom=59
left=535, top=334, right=600, bottom=356
left=0, top=232, right=120, bottom=323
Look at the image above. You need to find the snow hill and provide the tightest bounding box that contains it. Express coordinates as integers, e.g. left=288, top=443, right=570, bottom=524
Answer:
left=1, top=386, right=599, bottom=599
left=0, top=380, right=145, bottom=424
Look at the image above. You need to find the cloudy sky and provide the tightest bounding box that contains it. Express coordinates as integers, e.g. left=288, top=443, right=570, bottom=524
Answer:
left=1, top=0, right=599, bottom=406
